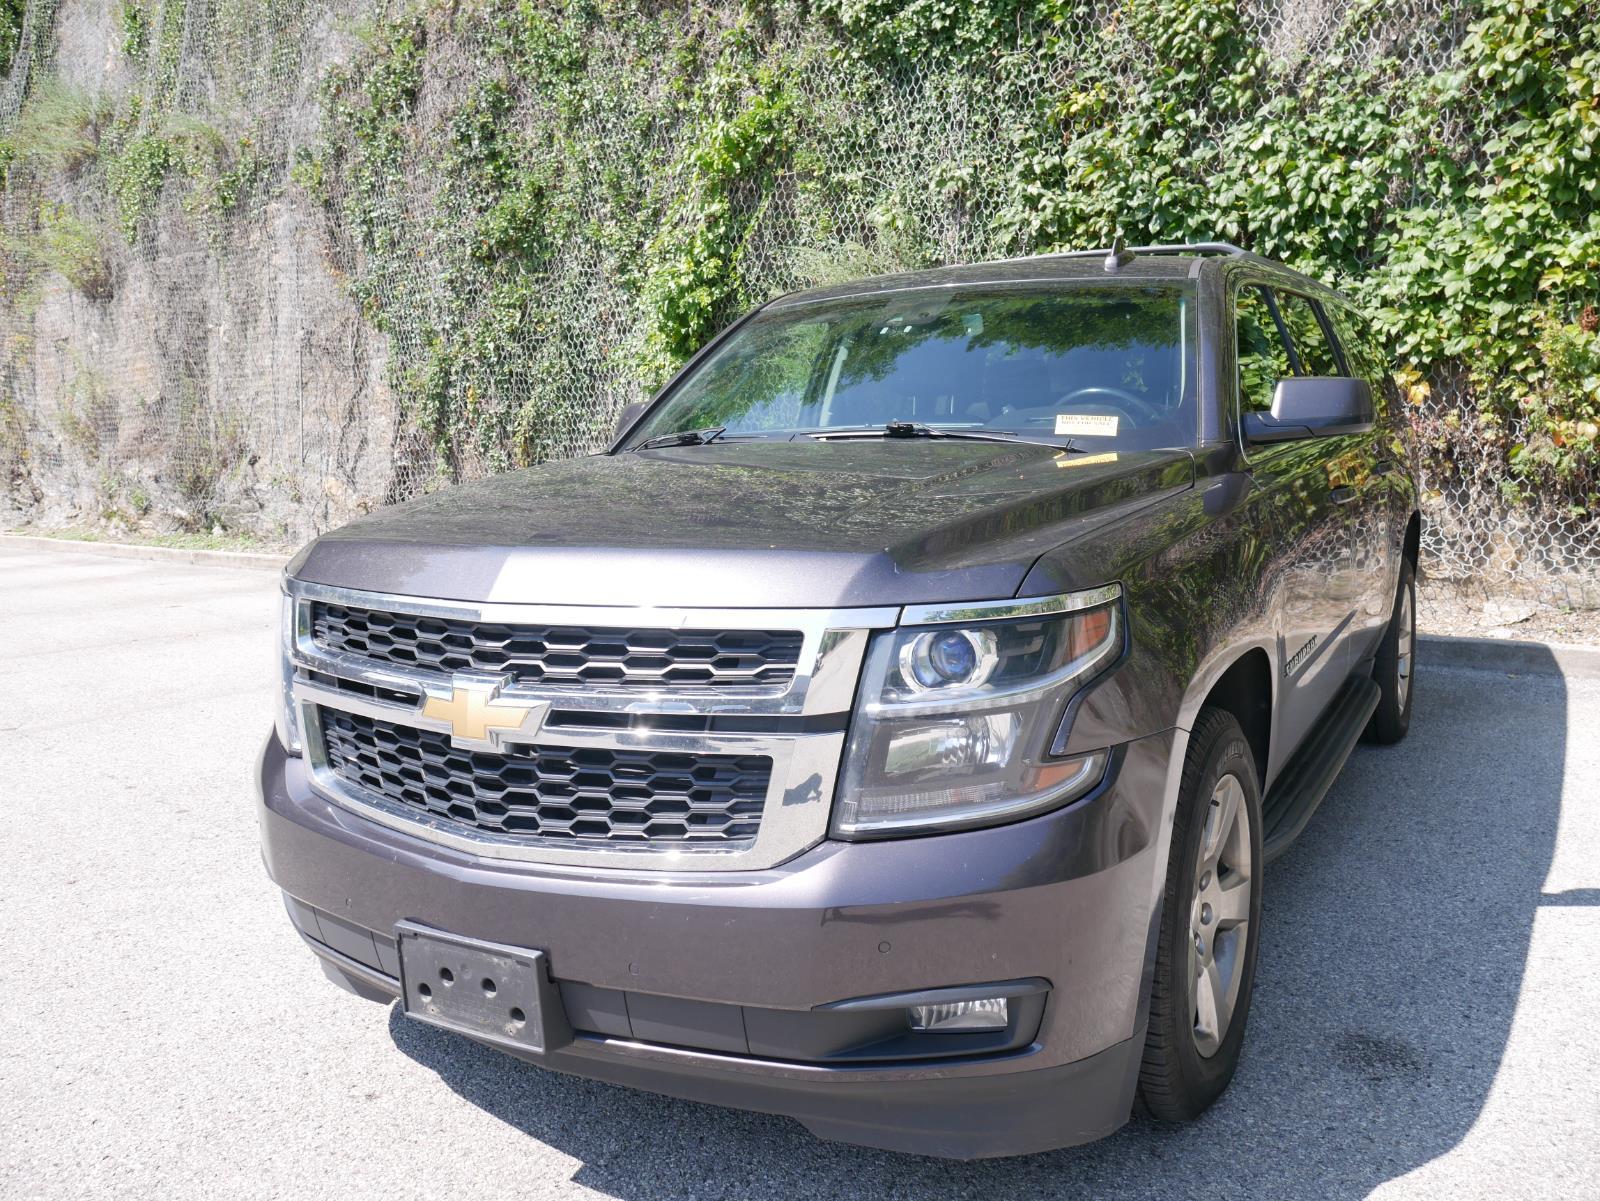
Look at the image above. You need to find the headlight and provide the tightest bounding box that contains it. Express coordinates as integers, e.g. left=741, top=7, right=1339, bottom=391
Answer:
left=832, top=587, right=1122, bottom=838
left=275, top=585, right=303, bottom=756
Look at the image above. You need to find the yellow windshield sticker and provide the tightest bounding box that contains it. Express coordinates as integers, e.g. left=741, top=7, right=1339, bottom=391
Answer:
left=1054, top=413, right=1119, bottom=437
left=1056, top=452, right=1119, bottom=468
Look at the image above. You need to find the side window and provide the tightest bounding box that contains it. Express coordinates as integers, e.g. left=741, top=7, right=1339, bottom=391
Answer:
left=1234, top=285, right=1292, bottom=413
left=1360, top=322, right=1395, bottom=419
left=1276, top=292, right=1342, bottom=376
left=1326, top=305, right=1392, bottom=419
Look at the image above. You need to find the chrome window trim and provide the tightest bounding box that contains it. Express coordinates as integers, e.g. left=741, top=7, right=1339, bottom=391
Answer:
left=899, top=584, right=1122, bottom=627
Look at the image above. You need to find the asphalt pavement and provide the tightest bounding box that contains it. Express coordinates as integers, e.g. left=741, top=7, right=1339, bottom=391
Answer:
left=2, top=544, right=1597, bottom=1200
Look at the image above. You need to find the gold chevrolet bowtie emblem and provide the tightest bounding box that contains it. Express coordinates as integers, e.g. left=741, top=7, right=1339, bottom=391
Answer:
left=422, top=679, right=547, bottom=750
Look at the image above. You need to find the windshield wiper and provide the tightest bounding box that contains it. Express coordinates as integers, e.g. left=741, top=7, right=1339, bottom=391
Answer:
left=807, top=421, right=1062, bottom=448
left=632, top=425, right=726, bottom=451
left=807, top=421, right=944, bottom=440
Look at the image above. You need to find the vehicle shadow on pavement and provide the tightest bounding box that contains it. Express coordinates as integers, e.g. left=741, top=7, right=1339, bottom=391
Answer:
left=390, top=653, right=1570, bottom=1200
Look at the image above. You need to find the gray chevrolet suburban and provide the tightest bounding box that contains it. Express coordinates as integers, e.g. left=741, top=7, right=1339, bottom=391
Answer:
left=259, top=242, right=1420, bottom=1158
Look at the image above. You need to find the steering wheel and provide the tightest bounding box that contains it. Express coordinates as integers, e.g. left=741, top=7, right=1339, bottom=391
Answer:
left=1056, top=385, right=1165, bottom=426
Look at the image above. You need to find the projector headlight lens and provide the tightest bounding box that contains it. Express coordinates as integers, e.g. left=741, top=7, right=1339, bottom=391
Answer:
left=899, top=628, right=997, bottom=691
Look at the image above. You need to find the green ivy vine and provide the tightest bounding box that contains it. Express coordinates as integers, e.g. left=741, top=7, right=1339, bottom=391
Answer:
left=277, top=0, right=1600, bottom=509
left=0, top=0, right=25, bottom=77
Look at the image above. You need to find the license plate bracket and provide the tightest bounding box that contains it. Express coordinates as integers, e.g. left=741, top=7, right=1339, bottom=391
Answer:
left=396, top=921, right=571, bottom=1054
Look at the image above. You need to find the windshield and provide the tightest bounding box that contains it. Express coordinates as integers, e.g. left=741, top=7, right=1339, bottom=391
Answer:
left=626, top=285, right=1198, bottom=450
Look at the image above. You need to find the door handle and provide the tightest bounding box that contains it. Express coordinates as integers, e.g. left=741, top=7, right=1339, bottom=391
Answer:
left=1330, top=485, right=1358, bottom=505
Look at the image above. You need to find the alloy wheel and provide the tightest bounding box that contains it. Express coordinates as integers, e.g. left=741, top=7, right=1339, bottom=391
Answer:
left=1189, top=773, right=1254, bottom=1058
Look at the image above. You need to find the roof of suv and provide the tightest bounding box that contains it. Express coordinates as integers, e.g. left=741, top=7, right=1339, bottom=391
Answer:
left=764, top=242, right=1345, bottom=311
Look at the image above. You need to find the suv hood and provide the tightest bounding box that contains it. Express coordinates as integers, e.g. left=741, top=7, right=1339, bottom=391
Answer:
left=292, top=441, right=1194, bottom=608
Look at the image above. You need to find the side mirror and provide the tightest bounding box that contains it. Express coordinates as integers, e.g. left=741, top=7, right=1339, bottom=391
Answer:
left=1241, top=377, right=1374, bottom=444
left=611, top=402, right=647, bottom=444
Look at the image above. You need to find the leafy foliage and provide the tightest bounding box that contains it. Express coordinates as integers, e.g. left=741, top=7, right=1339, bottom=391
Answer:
left=641, top=79, right=792, bottom=373
left=0, top=0, right=24, bottom=76
left=119, top=1, right=150, bottom=62
left=105, top=132, right=172, bottom=241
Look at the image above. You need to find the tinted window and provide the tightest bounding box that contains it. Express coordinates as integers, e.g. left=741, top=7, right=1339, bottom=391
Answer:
left=1326, top=304, right=1392, bottom=418
left=648, top=318, right=834, bottom=434
left=1234, top=285, right=1291, bottom=413
left=1277, top=292, right=1342, bottom=377
left=631, top=286, right=1199, bottom=451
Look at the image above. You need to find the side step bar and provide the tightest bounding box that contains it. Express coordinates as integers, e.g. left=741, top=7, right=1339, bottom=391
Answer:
left=1261, top=674, right=1381, bottom=862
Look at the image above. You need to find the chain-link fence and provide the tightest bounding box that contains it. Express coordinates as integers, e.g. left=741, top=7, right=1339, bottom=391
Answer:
left=0, top=0, right=1596, bottom=608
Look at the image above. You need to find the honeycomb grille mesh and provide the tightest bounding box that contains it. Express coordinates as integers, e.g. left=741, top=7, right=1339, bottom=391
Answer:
left=310, top=602, right=803, bottom=689
left=319, top=708, right=771, bottom=846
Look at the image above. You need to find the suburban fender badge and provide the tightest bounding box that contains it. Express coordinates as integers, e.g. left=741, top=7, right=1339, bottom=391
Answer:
left=421, top=676, right=549, bottom=751
left=1285, top=635, right=1319, bottom=677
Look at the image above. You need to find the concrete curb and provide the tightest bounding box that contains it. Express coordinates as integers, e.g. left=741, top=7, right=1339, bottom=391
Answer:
left=1421, top=634, right=1600, bottom=679
left=0, top=533, right=291, bottom=572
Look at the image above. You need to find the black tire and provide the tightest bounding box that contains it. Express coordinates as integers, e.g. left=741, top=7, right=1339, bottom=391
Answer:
left=1364, top=556, right=1417, bottom=745
left=1137, top=706, right=1265, bottom=1122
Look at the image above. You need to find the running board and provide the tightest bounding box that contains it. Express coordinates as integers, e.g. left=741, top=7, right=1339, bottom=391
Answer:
left=1261, top=674, right=1381, bottom=862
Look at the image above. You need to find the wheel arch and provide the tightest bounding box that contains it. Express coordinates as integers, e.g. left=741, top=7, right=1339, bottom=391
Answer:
left=1403, top=510, right=1421, bottom=568
left=1189, top=646, right=1274, bottom=789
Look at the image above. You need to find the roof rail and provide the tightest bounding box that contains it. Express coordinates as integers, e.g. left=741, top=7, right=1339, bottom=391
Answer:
left=1132, top=242, right=1249, bottom=257
left=971, top=239, right=1346, bottom=295
left=1032, top=241, right=1251, bottom=262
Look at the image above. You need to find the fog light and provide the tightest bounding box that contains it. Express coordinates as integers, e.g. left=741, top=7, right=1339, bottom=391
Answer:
left=909, top=997, right=1009, bottom=1032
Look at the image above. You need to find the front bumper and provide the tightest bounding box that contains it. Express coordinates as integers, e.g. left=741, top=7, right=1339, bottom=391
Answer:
left=257, top=727, right=1177, bottom=1158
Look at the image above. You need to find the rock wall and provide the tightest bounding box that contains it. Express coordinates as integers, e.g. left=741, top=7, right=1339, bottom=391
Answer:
left=1, top=0, right=396, bottom=543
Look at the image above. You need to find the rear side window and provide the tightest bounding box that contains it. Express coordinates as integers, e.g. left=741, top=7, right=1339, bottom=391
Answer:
left=1276, top=293, right=1342, bottom=377
left=1234, top=285, right=1292, bottom=414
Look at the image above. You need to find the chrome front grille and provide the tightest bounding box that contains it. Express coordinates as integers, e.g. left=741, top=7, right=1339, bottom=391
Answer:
left=286, top=581, right=896, bottom=871
left=321, top=708, right=772, bottom=846
left=310, top=601, right=804, bottom=689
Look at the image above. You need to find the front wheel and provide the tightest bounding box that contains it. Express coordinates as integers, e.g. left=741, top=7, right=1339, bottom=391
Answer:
left=1137, top=707, right=1264, bottom=1121
left=1364, top=556, right=1417, bottom=745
